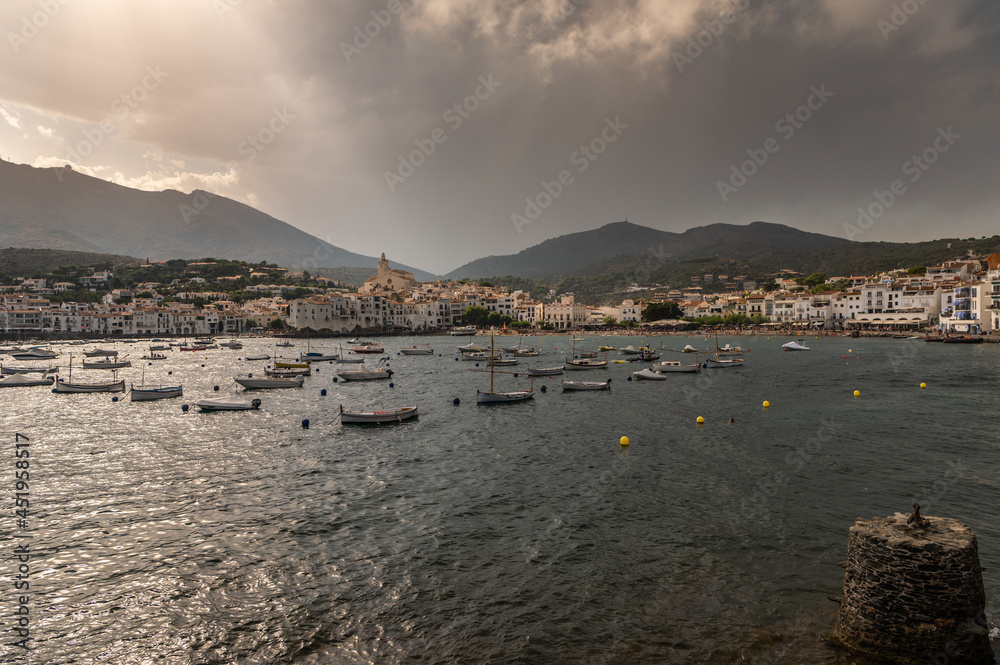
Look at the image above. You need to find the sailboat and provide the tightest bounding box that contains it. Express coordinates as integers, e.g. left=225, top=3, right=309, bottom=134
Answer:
left=54, top=355, right=125, bottom=393
left=475, top=335, right=535, bottom=404
left=564, top=337, right=608, bottom=370
left=130, top=364, right=183, bottom=401
left=703, top=332, right=744, bottom=369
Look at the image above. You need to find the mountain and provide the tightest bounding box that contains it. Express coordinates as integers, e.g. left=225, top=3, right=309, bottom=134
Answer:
left=0, top=248, right=141, bottom=277
left=0, top=161, right=436, bottom=281
left=445, top=221, right=853, bottom=279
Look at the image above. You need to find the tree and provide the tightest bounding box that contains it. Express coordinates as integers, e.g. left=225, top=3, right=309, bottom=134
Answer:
left=463, top=306, right=489, bottom=327
left=479, top=280, right=495, bottom=287
left=642, top=301, right=683, bottom=321
left=800, top=272, right=828, bottom=288
left=908, top=266, right=926, bottom=275
left=499, top=314, right=513, bottom=327
left=603, top=316, right=618, bottom=326
left=269, top=318, right=286, bottom=330
left=487, top=312, right=502, bottom=327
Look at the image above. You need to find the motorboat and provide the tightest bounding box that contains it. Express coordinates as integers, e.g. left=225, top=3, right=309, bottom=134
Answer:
left=300, top=351, right=340, bottom=362
left=340, top=404, right=418, bottom=424
left=450, top=326, right=478, bottom=336
left=130, top=385, right=183, bottom=401
left=219, top=340, right=243, bottom=349
left=265, top=366, right=311, bottom=377
left=235, top=375, right=305, bottom=389
left=782, top=341, right=810, bottom=351
left=244, top=354, right=271, bottom=360
left=681, top=344, right=698, bottom=353
left=561, top=379, right=612, bottom=390
left=462, top=352, right=500, bottom=361
left=195, top=396, right=262, bottom=411
left=1, top=365, right=57, bottom=375
left=11, top=349, right=58, bottom=360
left=0, top=374, right=54, bottom=387
left=564, top=359, right=608, bottom=370
left=400, top=344, right=434, bottom=355
left=651, top=360, right=700, bottom=373
left=632, top=368, right=667, bottom=381
left=351, top=344, right=385, bottom=355
left=618, top=345, right=641, bottom=355
left=83, top=348, right=118, bottom=357
left=457, top=343, right=484, bottom=353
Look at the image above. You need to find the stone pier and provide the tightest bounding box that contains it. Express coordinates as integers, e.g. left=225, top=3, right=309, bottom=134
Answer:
left=835, top=512, right=994, bottom=664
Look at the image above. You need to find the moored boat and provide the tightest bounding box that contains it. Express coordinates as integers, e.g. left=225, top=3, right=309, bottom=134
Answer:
left=400, top=344, right=434, bottom=355
left=82, top=358, right=132, bottom=369
left=564, top=359, right=608, bottom=370
left=83, top=348, right=117, bottom=357
left=337, top=366, right=393, bottom=381
left=0, top=374, right=54, bottom=387
left=340, top=404, right=418, bottom=423
left=195, top=396, right=261, bottom=411
left=651, top=360, right=700, bottom=373
left=527, top=366, right=564, bottom=376
left=1, top=365, right=57, bottom=375
left=54, top=377, right=126, bottom=393
left=632, top=368, right=667, bottom=381
left=782, top=341, right=810, bottom=351
left=450, top=326, right=478, bottom=336
left=130, top=385, right=183, bottom=401
left=235, top=375, right=305, bottom=389
left=11, top=349, right=58, bottom=360
left=561, top=379, right=612, bottom=390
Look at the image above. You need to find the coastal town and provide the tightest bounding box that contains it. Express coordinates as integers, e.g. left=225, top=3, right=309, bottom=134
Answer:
left=2, top=251, right=999, bottom=337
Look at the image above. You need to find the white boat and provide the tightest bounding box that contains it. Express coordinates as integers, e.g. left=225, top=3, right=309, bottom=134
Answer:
left=219, top=340, right=243, bottom=349
left=141, top=352, right=167, bottom=360
left=11, top=349, right=58, bottom=360
left=195, top=396, right=261, bottom=411
left=782, top=341, right=810, bottom=351
left=0, top=373, right=54, bottom=387
left=235, top=375, right=305, bottom=389
left=564, top=359, right=608, bottom=370
left=275, top=340, right=294, bottom=347
left=337, top=366, right=393, bottom=381
left=632, top=368, right=668, bottom=381
left=82, top=358, right=132, bottom=369
left=83, top=348, right=118, bottom=357
left=450, top=326, right=478, bottom=336
left=457, top=343, right=484, bottom=353
left=527, top=366, right=564, bottom=376
left=1, top=365, right=57, bottom=375
left=149, top=344, right=171, bottom=351
left=54, top=377, right=126, bottom=393
left=400, top=344, right=434, bottom=355
left=335, top=356, right=365, bottom=364
left=351, top=344, right=385, bottom=355
left=340, top=404, right=418, bottom=424
left=265, top=366, right=311, bottom=377
left=651, top=360, right=701, bottom=373
left=703, top=357, right=744, bottom=369
left=561, top=379, right=612, bottom=391
left=130, top=385, right=183, bottom=401
left=462, top=351, right=500, bottom=361
left=245, top=354, right=271, bottom=360
left=681, top=344, right=698, bottom=353
left=490, top=357, right=519, bottom=366
left=515, top=348, right=539, bottom=356
left=619, top=345, right=641, bottom=355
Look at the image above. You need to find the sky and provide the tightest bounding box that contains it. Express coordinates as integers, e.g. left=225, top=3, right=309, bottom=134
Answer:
left=0, top=0, right=998, bottom=275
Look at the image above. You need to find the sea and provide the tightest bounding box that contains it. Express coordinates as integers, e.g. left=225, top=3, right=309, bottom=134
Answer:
left=3, top=333, right=999, bottom=664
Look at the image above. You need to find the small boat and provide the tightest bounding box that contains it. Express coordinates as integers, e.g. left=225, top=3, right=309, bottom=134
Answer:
left=490, top=357, right=519, bottom=367
left=130, top=385, right=183, bottom=401
left=458, top=343, right=484, bottom=353
left=235, top=375, right=305, bottom=389
left=598, top=345, right=615, bottom=352
left=629, top=349, right=661, bottom=362
left=11, top=349, right=58, bottom=360
left=475, top=335, right=534, bottom=404
left=340, top=404, right=418, bottom=424
left=632, top=368, right=667, bottom=381
left=337, top=366, right=393, bottom=381
left=703, top=357, right=744, bottom=369
left=345, top=339, right=362, bottom=345
left=561, top=379, right=612, bottom=391
left=54, top=377, right=126, bottom=393
left=515, top=348, right=539, bottom=356
left=619, top=345, right=641, bottom=355
left=244, top=354, right=271, bottom=360
left=83, top=348, right=117, bottom=357
left=942, top=335, right=983, bottom=344
left=1, top=365, right=57, bottom=375
left=564, top=359, right=608, bottom=370
left=275, top=340, right=294, bottom=347
left=352, top=344, right=385, bottom=355
left=527, top=366, right=564, bottom=376
left=400, top=344, right=434, bottom=355
left=0, top=374, right=54, bottom=387
left=335, top=356, right=365, bottom=364
left=219, top=340, right=244, bottom=349
left=179, top=345, right=207, bottom=352
left=450, top=326, right=478, bottom=336
left=300, top=351, right=339, bottom=362
left=149, top=344, right=171, bottom=351
left=141, top=352, right=168, bottom=360
left=462, top=351, right=501, bottom=361
left=651, top=360, right=700, bottom=373
left=265, top=367, right=310, bottom=377
left=577, top=351, right=598, bottom=358
left=82, top=358, right=132, bottom=369
left=782, top=341, right=810, bottom=351
left=195, top=396, right=262, bottom=411
left=681, top=344, right=698, bottom=353
left=274, top=361, right=310, bottom=369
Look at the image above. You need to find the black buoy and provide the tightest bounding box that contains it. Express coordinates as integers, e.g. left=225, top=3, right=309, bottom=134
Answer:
left=112, top=396, right=119, bottom=402
left=201, top=364, right=205, bottom=367
left=148, top=362, right=152, bottom=366
left=301, top=419, right=309, bottom=428
left=213, top=385, right=219, bottom=391
left=627, top=376, right=632, bottom=381
left=181, top=404, right=189, bottom=411
left=168, top=371, right=172, bottom=375
left=248, top=373, right=253, bottom=378
left=332, top=377, right=339, bottom=382
left=320, top=389, right=327, bottom=396
left=453, top=397, right=460, bottom=405
left=475, top=363, right=479, bottom=367
left=540, top=385, right=547, bottom=392
left=513, top=373, right=518, bottom=378
left=389, top=382, right=394, bottom=388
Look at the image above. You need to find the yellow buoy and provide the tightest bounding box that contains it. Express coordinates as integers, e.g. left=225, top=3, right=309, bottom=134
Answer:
left=920, top=382, right=927, bottom=389
left=853, top=390, right=860, bottom=397
left=696, top=416, right=705, bottom=424
left=763, top=400, right=770, bottom=408
left=620, top=436, right=629, bottom=446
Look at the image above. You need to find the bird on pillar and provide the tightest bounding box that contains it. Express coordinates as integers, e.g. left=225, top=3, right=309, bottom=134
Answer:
left=907, top=503, right=930, bottom=529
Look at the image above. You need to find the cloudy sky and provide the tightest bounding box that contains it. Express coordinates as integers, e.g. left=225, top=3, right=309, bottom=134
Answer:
left=1, top=0, right=998, bottom=274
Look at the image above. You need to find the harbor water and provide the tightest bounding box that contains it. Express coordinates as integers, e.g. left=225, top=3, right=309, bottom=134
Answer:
left=3, top=334, right=999, bottom=664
